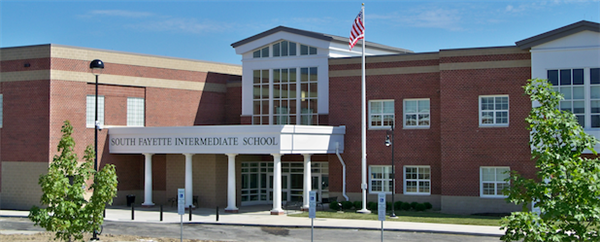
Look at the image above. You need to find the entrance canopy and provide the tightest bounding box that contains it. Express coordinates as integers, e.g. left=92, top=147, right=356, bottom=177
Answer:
left=108, top=125, right=345, bottom=154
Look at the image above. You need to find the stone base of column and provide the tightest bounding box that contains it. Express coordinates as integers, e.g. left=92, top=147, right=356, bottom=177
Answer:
left=141, top=203, right=154, bottom=208
left=301, top=207, right=309, bottom=212
left=270, top=210, right=285, bottom=215
left=224, top=209, right=239, bottom=213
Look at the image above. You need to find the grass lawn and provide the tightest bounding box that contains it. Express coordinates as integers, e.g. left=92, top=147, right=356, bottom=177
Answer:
left=288, top=210, right=502, bottom=226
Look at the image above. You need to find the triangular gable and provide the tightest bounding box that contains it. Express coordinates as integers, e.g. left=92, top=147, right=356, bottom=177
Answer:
left=516, top=20, right=600, bottom=50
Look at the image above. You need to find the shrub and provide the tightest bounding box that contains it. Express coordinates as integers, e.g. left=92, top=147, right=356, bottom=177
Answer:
left=329, top=201, right=340, bottom=210
left=342, top=201, right=353, bottom=210
left=386, top=202, right=392, bottom=211
left=394, top=201, right=403, bottom=210
left=401, top=202, right=411, bottom=211
left=424, top=202, right=433, bottom=210
left=415, top=203, right=426, bottom=211
left=353, top=201, right=362, bottom=210
left=410, top=202, right=419, bottom=209
left=367, top=202, right=377, bottom=211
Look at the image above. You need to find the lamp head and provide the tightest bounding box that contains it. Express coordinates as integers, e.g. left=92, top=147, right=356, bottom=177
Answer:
left=89, top=59, right=104, bottom=75
left=385, top=134, right=391, bottom=147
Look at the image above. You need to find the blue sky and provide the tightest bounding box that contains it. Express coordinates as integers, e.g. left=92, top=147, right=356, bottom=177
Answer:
left=1, top=0, right=599, bottom=65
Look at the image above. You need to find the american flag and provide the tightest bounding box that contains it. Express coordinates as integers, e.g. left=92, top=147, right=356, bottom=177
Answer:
left=349, top=10, right=364, bottom=50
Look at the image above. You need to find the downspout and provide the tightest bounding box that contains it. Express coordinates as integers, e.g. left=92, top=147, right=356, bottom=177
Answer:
left=336, top=142, right=349, bottom=201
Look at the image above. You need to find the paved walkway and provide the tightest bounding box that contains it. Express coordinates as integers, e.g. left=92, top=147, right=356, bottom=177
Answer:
left=0, top=205, right=504, bottom=237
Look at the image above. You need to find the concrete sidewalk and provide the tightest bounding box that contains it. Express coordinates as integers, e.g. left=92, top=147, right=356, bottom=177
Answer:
left=0, top=205, right=504, bottom=237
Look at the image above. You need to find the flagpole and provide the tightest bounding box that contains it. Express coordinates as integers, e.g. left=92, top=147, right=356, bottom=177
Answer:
left=357, top=3, right=370, bottom=214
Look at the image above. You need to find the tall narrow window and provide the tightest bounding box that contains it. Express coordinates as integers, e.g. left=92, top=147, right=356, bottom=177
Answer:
left=404, top=99, right=430, bottom=128
left=479, top=95, right=509, bottom=126
left=127, top=97, right=145, bottom=127
left=0, top=94, right=3, bottom=128
left=549, top=69, right=585, bottom=126
left=253, top=70, right=270, bottom=125
left=590, top=68, right=600, bottom=128
left=86, top=95, right=104, bottom=128
left=300, top=67, right=318, bottom=125
left=480, top=167, right=509, bottom=198
left=274, top=68, right=297, bottom=124
left=369, top=100, right=394, bottom=128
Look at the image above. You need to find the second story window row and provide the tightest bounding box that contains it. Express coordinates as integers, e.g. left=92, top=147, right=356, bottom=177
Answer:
left=253, top=41, right=317, bottom=59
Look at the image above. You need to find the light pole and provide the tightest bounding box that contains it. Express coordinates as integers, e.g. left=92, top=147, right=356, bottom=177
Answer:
left=89, top=59, right=104, bottom=241
left=385, top=123, right=397, bottom=218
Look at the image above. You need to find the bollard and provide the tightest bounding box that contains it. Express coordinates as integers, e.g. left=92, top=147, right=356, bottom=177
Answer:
left=131, top=204, right=134, bottom=220
left=160, top=205, right=163, bottom=221
left=216, top=206, right=219, bottom=222
left=103, top=208, right=106, bottom=218
left=189, top=205, right=192, bottom=221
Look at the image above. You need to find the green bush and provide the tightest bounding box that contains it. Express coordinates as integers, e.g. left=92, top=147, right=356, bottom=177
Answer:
left=424, top=202, right=432, bottom=210
left=353, top=201, right=362, bottom=210
left=401, top=202, right=411, bottom=211
left=386, top=202, right=392, bottom=211
left=415, top=203, right=426, bottom=211
left=329, top=201, right=340, bottom=210
left=394, top=201, right=403, bottom=210
left=367, top=202, right=377, bottom=211
left=341, top=201, right=353, bottom=210
left=410, top=202, right=419, bottom=209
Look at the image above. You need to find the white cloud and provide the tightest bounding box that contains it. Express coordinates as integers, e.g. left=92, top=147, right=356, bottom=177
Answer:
left=125, top=18, right=233, bottom=34
left=372, top=8, right=464, bottom=31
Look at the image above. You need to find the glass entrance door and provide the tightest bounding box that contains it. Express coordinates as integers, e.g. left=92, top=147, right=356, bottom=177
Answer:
left=268, top=174, right=290, bottom=202
left=311, top=174, right=329, bottom=202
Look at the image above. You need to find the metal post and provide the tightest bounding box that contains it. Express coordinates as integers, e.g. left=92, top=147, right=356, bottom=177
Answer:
left=91, top=74, right=99, bottom=241
left=189, top=205, right=192, bottom=221
left=216, top=206, right=219, bottom=221
left=387, top=123, right=397, bottom=218
left=160, top=205, right=163, bottom=221
left=131, top=205, right=134, bottom=220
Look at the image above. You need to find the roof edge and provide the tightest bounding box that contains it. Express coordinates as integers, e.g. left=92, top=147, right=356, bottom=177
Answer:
left=515, top=20, right=600, bottom=50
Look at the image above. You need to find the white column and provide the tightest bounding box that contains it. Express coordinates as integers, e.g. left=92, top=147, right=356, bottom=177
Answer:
left=302, top=154, right=312, bottom=210
left=271, top=153, right=284, bottom=215
left=225, top=153, right=238, bottom=212
left=142, top=153, right=154, bottom=206
left=184, top=153, right=194, bottom=208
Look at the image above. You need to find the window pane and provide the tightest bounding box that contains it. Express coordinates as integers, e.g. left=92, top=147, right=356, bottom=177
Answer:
left=560, top=69, right=571, bottom=85
left=591, top=87, right=600, bottom=99
left=591, top=100, right=600, bottom=113
left=418, top=114, right=430, bottom=126
left=592, top=115, right=600, bottom=128
left=496, top=111, right=508, bottom=124
left=261, top=47, right=269, bottom=58
left=482, top=168, right=494, bottom=181
left=404, top=101, right=416, bottom=113
left=483, top=183, right=494, bottom=195
left=405, top=114, right=417, bottom=126
left=371, top=115, right=382, bottom=126
left=253, top=50, right=260, bottom=58
left=309, top=47, right=317, bottom=55
left=273, top=69, right=280, bottom=83
left=273, top=43, right=280, bottom=57
left=496, top=168, right=509, bottom=181
left=573, top=86, right=584, bottom=99
left=418, top=100, right=429, bottom=112
left=127, top=97, right=145, bottom=127
left=289, top=42, right=297, bottom=56
left=573, top=101, right=584, bottom=114
left=300, top=45, right=308, bottom=55
left=560, top=101, right=572, bottom=111
left=481, top=112, right=493, bottom=124
left=281, top=41, right=288, bottom=56
left=496, top=97, right=508, bottom=110
left=561, top=87, right=572, bottom=99
left=592, top=68, right=600, bottom=84
left=548, top=70, right=558, bottom=86
left=310, top=67, right=318, bottom=82
left=481, top=97, right=493, bottom=110
left=573, top=69, right=584, bottom=85
left=371, top=102, right=382, bottom=114
left=383, top=101, right=394, bottom=113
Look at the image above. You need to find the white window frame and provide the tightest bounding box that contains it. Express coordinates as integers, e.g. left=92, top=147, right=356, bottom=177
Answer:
left=479, top=95, right=509, bottom=127
left=0, top=94, right=3, bottom=128
left=403, top=99, right=430, bottom=129
left=480, top=166, right=510, bottom=198
left=369, top=100, right=394, bottom=129
left=127, top=97, right=145, bottom=127
left=86, top=95, right=104, bottom=128
left=369, top=165, right=392, bottom=194
left=403, top=165, right=431, bottom=195
left=548, top=68, right=600, bottom=128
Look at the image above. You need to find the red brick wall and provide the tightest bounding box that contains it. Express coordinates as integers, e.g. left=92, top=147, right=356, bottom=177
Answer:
left=439, top=66, right=534, bottom=196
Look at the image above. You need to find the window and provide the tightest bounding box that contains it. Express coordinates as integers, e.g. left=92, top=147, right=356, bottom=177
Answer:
left=591, top=68, right=600, bottom=127
left=127, top=97, right=145, bottom=127
left=369, top=166, right=393, bottom=193
left=404, top=166, right=430, bottom=195
left=273, top=68, right=297, bottom=124
left=300, top=44, right=317, bottom=56
left=300, top=67, right=318, bottom=125
left=479, top=95, right=509, bottom=126
left=549, top=69, right=585, bottom=126
left=404, top=99, right=430, bottom=128
left=0, top=94, right=3, bottom=128
left=253, top=46, right=269, bottom=58
left=369, top=100, right=394, bottom=128
left=273, top=41, right=297, bottom=57
left=252, top=70, right=270, bottom=125
left=480, top=167, right=509, bottom=198
left=86, top=95, right=104, bottom=128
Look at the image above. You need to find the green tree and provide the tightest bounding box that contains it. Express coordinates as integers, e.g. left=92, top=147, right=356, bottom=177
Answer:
left=501, top=78, right=600, bottom=241
left=29, top=120, right=118, bottom=242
